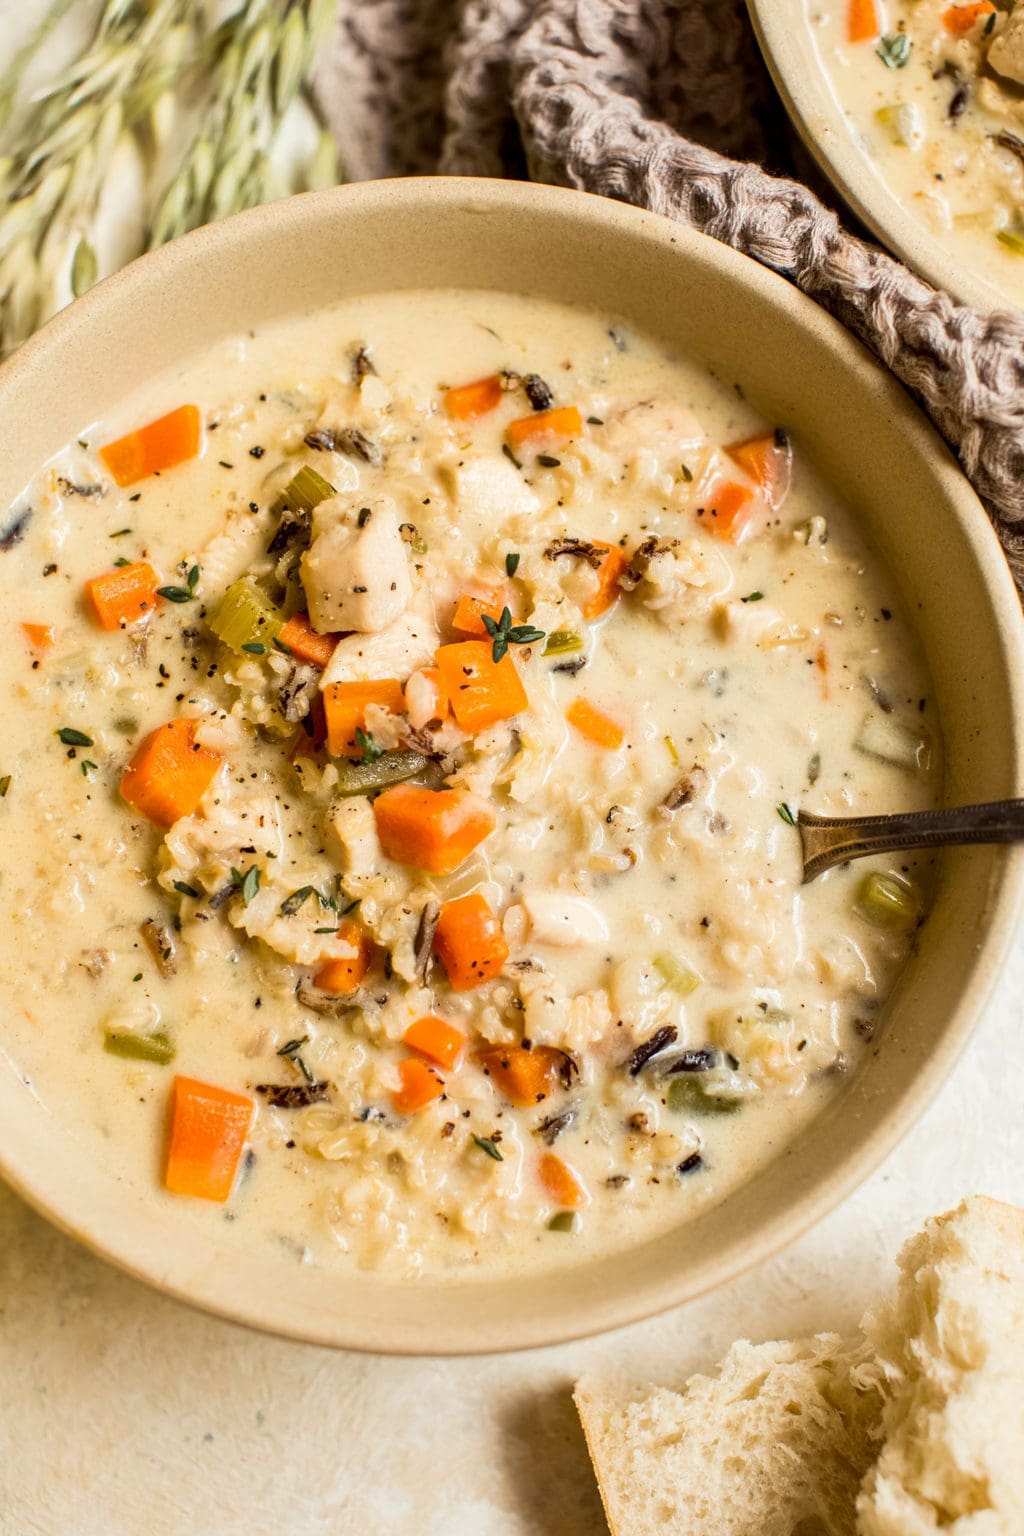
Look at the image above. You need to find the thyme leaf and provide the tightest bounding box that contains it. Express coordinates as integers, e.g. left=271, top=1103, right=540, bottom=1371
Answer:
left=173, top=880, right=200, bottom=898
left=473, top=1134, right=504, bottom=1162
left=776, top=802, right=798, bottom=827
left=157, top=565, right=200, bottom=603
left=876, top=32, right=910, bottom=69
left=481, top=605, right=545, bottom=664
left=57, top=727, right=93, bottom=747
left=356, top=726, right=382, bottom=763
left=280, top=885, right=316, bottom=917
left=231, top=865, right=262, bottom=904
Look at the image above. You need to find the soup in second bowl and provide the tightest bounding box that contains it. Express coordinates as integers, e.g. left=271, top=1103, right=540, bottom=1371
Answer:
left=812, top=0, right=1024, bottom=309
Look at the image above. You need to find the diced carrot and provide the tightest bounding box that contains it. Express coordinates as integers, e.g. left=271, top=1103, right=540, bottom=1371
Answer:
left=120, top=718, right=222, bottom=826
left=322, top=678, right=405, bottom=758
left=847, top=0, right=880, bottom=41
left=277, top=612, right=341, bottom=668
left=452, top=590, right=506, bottom=637
left=403, top=1015, right=467, bottom=1071
left=292, top=693, right=328, bottom=759
left=374, top=784, right=495, bottom=875
left=435, top=640, right=529, bottom=733
left=538, top=1152, right=589, bottom=1209
left=942, top=1, right=994, bottom=32
left=21, top=622, right=54, bottom=651
left=392, top=1057, right=445, bottom=1115
left=445, top=374, right=504, bottom=422
left=99, top=404, right=202, bottom=488
left=164, top=1075, right=254, bottom=1203
left=582, top=542, right=629, bottom=620
left=435, top=894, right=509, bottom=991
left=313, top=920, right=373, bottom=994
left=697, top=480, right=757, bottom=543
left=404, top=666, right=449, bottom=729
left=480, top=1044, right=566, bottom=1106
left=86, top=561, right=161, bottom=630
left=506, top=405, right=583, bottom=452
left=567, top=697, right=624, bottom=750
left=725, top=432, right=793, bottom=510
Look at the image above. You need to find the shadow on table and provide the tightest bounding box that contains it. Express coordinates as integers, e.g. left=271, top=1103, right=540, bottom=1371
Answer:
left=497, top=1383, right=608, bottom=1536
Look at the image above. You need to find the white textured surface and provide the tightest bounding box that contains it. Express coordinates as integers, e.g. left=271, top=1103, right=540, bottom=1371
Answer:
left=2, top=936, right=1021, bottom=1535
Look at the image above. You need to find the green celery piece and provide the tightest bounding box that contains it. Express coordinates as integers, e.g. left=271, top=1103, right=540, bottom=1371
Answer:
left=543, top=630, right=583, bottom=657
left=208, top=577, right=283, bottom=653
left=547, top=1211, right=582, bottom=1233
left=270, top=465, right=335, bottom=518
left=654, top=953, right=701, bottom=996
left=104, top=1030, right=176, bottom=1065
left=875, top=103, right=918, bottom=147
left=666, top=1076, right=742, bottom=1116
left=854, top=871, right=922, bottom=933
left=333, top=750, right=428, bottom=796
left=997, top=227, right=1024, bottom=256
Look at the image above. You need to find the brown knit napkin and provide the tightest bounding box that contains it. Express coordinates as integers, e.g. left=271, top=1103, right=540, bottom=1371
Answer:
left=315, top=0, right=1024, bottom=595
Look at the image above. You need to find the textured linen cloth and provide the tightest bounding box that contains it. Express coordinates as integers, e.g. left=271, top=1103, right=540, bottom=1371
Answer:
left=315, top=0, right=1024, bottom=593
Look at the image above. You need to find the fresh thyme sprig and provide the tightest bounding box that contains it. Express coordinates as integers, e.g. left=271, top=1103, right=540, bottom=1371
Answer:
left=481, top=606, right=545, bottom=664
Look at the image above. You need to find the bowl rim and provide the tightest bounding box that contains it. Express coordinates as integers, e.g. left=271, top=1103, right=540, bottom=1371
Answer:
left=745, top=0, right=1014, bottom=314
left=1, top=175, right=1023, bottom=1354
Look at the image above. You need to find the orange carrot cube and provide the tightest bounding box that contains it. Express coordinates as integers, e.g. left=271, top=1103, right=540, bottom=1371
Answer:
left=373, top=784, right=495, bottom=875
left=100, top=404, right=202, bottom=488
left=164, top=1075, right=253, bottom=1202
left=119, top=719, right=222, bottom=826
left=434, top=894, right=508, bottom=991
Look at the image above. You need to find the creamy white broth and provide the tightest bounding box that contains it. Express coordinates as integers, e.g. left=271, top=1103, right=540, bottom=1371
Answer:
left=0, top=290, right=941, bottom=1280
left=812, top=0, right=1024, bottom=309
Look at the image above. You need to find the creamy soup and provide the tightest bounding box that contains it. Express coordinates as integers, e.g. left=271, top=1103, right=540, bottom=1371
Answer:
left=0, top=291, right=941, bottom=1280
left=813, top=0, right=1024, bottom=309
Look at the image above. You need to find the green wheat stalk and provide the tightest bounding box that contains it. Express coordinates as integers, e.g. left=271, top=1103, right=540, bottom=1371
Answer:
left=0, top=0, right=339, bottom=357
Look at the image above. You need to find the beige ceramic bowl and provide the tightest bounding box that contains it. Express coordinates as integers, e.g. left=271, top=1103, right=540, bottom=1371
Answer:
left=747, top=0, right=1011, bottom=313
left=0, top=178, right=1022, bottom=1354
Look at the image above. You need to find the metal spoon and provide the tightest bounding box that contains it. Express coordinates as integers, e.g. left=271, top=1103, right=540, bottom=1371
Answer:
left=798, top=799, right=1024, bottom=883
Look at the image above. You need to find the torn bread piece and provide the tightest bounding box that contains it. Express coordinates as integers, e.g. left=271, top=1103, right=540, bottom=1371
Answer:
left=575, top=1197, right=1024, bottom=1536
left=575, top=1334, right=881, bottom=1536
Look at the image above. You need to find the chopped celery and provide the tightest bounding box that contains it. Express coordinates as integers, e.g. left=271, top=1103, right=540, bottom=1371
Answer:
left=548, top=1211, right=582, bottom=1234
left=854, top=710, right=926, bottom=772
left=543, top=629, right=583, bottom=657
left=654, top=953, right=702, bottom=996
left=104, top=1029, right=176, bottom=1065
left=875, top=103, right=921, bottom=148
left=997, top=226, right=1024, bottom=256
left=666, top=1076, right=742, bottom=1116
left=270, top=465, right=335, bottom=518
left=854, top=871, right=922, bottom=933
left=333, top=750, right=427, bottom=796
left=208, top=578, right=283, bottom=654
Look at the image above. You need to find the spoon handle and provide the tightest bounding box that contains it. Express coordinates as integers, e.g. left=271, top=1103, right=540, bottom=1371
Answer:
left=798, top=799, right=1024, bottom=883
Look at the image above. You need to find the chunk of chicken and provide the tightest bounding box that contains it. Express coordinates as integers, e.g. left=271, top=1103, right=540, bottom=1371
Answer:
left=445, top=453, right=540, bottom=541
left=519, top=891, right=610, bottom=946
left=989, top=10, right=1024, bottom=87
left=330, top=795, right=384, bottom=886
left=320, top=605, right=439, bottom=690
left=196, top=505, right=267, bottom=592
left=301, top=499, right=412, bottom=634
